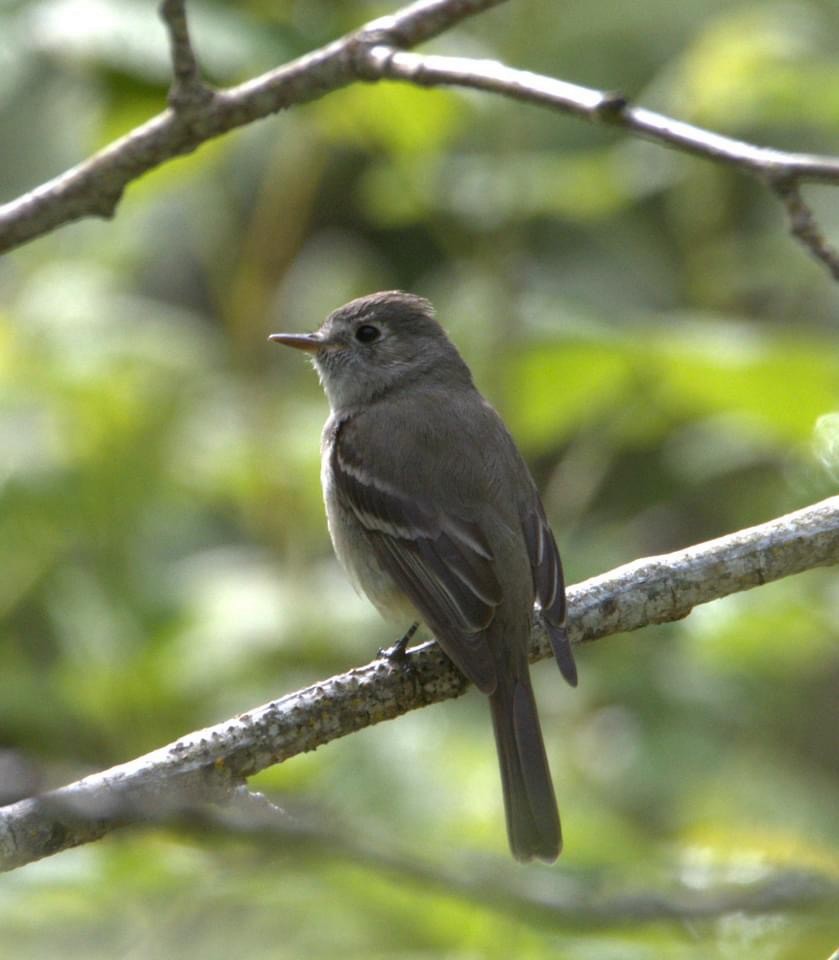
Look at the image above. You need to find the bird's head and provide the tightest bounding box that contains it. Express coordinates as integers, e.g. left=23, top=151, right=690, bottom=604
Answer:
left=269, top=290, right=471, bottom=410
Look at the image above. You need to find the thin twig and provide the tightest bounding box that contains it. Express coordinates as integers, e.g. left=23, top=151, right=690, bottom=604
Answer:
left=0, top=496, right=837, bottom=872
left=771, top=177, right=839, bottom=280
left=365, top=48, right=839, bottom=180
left=159, top=0, right=213, bottom=111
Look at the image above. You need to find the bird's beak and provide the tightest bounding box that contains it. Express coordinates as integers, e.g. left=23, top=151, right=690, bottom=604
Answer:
left=268, top=332, right=323, bottom=353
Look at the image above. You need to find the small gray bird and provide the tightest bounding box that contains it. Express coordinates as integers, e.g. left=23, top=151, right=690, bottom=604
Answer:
left=270, top=291, right=577, bottom=862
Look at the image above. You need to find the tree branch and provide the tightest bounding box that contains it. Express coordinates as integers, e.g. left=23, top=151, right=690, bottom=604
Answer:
left=0, top=0, right=506, bottom=254
left=364, top=48, right=839, bottom=276
left=365, top=48, right=839, bottom=181
left=3, top=0, right=839, bottom=272
left=1, top=496, right=837, bottom=872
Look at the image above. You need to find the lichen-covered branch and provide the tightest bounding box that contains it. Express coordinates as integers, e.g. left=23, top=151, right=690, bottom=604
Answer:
left=1, top=496, right=837, bottom=872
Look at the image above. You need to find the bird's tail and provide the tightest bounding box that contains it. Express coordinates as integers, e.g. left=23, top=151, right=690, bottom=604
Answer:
left=489, top=676, right=561, bottom=863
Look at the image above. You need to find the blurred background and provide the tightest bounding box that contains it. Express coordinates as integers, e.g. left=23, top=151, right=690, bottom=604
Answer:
left=1, top=0, right=838, bottom=956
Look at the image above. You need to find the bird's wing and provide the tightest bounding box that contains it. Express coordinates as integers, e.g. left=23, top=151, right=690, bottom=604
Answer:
left=332, top=425, right=503, bottom=693
left=522, top=502, right=577, bottom=687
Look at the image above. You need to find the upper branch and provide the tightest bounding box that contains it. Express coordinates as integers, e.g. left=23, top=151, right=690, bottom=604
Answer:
left=0, top=0, right=506, bottom=254
left=4, top=0, right=839, bottom=265
left=364, top=48, right=839, bottom=276
left=0, top=496, right=837, bottom=872
left=367, top=49, right=839, bottom=182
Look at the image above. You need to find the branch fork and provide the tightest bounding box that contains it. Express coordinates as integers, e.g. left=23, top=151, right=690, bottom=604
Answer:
left=159, top=0, right=214, bottom=113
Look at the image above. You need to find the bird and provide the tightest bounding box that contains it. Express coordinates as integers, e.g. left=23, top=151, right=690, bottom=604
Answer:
left=269, top=290, right=577, bottom=862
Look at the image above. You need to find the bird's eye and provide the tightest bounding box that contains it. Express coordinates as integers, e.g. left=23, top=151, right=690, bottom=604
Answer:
left=355, top=324, right=380, bottom=343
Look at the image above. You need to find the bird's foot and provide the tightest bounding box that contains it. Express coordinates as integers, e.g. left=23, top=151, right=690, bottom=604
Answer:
left=377, top=622, right=419, bottom=668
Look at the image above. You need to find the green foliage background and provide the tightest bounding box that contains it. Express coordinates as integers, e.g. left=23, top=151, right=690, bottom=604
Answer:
left=1, top=0, right=838, bottom=956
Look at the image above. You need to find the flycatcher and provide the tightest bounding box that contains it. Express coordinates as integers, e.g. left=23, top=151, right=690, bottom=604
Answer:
left=270, top=291, right=576, bottom=862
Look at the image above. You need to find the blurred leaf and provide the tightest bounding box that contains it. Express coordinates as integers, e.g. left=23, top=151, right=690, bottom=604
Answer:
left=507, top=340, right=633, bottom=447
left=685, top=580, right=835, bottom=678
left=663, top=2, right=839, bottom=136
left=315, top=82, right=462, bottom=154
